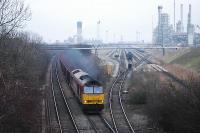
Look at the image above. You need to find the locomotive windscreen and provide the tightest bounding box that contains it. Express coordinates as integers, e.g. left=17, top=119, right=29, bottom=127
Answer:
left=84, top=86, right=103, bottom=94
left=94, top=87, right=103, bottom=93
left=84, top=87, right=93, bottom=93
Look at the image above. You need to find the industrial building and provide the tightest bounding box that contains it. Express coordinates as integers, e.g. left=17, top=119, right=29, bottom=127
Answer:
left=187, top=4, right=195, bottom=46
left=153, top=6, right=173, bottom=45
left=76, top=21, right=83, bottom=44
left=153, top=4, right=199, bottom=46
left=66, top=21, right=83, bottom=44
left=67, top=21, right=103, bottom=44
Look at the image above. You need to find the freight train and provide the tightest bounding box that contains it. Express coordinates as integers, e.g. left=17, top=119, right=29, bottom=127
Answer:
left=60, top=54, right=104, bottom=112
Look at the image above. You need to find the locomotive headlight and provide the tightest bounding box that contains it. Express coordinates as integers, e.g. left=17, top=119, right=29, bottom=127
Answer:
left=84, top=100, right=87, bottom=103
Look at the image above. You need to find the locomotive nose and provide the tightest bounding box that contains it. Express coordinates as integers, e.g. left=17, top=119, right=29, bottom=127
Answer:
left=82, top=94, right=104, bottom=104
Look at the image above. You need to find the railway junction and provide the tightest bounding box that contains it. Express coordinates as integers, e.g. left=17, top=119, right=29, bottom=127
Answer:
left=43, top=44, right=195, bottom=133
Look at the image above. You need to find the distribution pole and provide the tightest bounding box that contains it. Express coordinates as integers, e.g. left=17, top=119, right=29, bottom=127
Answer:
left=162, top=24, right=165, bottom=56
left=174, top=0, right=176, bottom=30
left=105, top=30, right=109, bottom=43
left=97, top=20, right=100, bottom=41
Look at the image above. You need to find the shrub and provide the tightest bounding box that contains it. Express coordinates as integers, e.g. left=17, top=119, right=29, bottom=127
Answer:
left=146, top=76, right=200, bottom=133
left=129, top=88, right=147, bottom=104
left=128, top=72, right=200, bottom=133
left=0, top=32, right=50, bottom=133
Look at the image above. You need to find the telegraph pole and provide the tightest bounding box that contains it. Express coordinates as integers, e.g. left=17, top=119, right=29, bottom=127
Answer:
left=97, top=20, right=100, bottom=41
left=174, top=0, right=176, bottom=30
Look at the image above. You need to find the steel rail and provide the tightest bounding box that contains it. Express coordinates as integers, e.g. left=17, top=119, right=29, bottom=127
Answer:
left=50, top=64, right=63, bottom=133
left=118, top=71, right=135, bottom=133
left=55, top=61, right=80, bottom=133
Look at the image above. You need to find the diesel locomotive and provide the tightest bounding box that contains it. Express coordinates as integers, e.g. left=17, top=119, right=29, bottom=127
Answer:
left=60, top=54, right=104, bottom=112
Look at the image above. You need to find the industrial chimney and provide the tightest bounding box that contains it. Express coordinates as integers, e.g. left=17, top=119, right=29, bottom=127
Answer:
left=180, top=4, right=184, bottom=32
left=187, top=4, right=192, bottom=34
left=77, top=21, right=82, bottom=43
left=187, top=4, right=191, bottom=28
left=158, top=6, right=163, bottom=26
left=187, top=4, right=194, bottom=45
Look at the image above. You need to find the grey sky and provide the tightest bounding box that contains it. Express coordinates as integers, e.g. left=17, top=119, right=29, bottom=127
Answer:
left=24, top=0, right=200, bottom=43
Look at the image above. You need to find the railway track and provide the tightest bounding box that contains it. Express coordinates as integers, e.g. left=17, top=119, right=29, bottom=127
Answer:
left=108, top=50, right=135, bottom=133
left=49, top=60, right=79, bottom=133
left=107, top=48, right=191, bottom=133
left=87, top=114, right=115, bottom=133
left=134, top=49, right=190, bottom=89
left=56, top=57, right=115, bottom=133
left=44, top=87, right=53, bottom=133
left=109, top=71, right=135, bottom=133
left=45, top=52, right=137, bottom=133
left=44, top=62, right=65, bottom=133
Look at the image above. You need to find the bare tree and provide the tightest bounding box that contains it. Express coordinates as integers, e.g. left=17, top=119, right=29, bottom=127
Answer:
left=0, top=0, right=31, bottom=40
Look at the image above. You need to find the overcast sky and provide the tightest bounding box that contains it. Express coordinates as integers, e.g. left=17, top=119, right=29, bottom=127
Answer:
left=24, top=0, right=200, bottom=43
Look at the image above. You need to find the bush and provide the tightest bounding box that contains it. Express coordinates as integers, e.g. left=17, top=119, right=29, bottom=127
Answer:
left=129, top=89, right=147, bottom=104
left=128, top=72, right=200, bottom=133
left=0, top=32, right=50, bottom=133
left=128, top=72, right=159, bottom=105
left=146, top=80, right=200, bottom=133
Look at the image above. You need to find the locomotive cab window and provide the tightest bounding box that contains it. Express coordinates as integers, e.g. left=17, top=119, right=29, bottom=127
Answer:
left=94, top=87, right=103, bottom=93
left=84, top=87, right=93, bottom=93
left=84, top=86, right=103, bottom=94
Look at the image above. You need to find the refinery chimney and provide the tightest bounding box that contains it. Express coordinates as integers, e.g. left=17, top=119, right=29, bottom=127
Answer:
left=187, top=4, right=194, bottom=45
left=158, top=6, right=163, bottom=26
left=157, top=6, right=163, bottom=45
left=187, top=4, right=191, bottom=29
left=97, top=20, right=100, bottom=41
left=77, top=21, right=82, bottom=43
left=180, top=4, right=184, bottom=32
left=174, top=0, right=176, bottom=30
